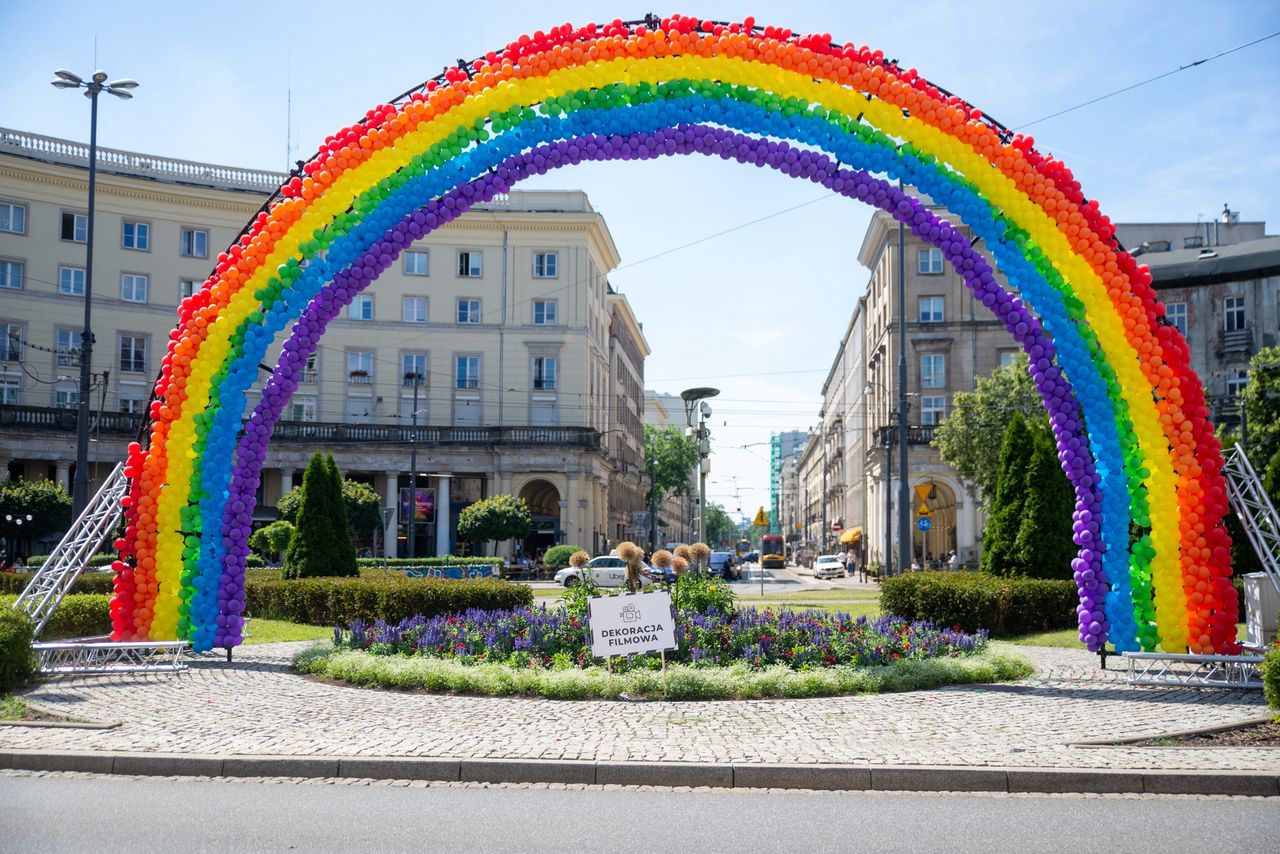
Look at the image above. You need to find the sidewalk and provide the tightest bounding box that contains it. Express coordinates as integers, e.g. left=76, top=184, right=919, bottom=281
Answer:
left=2, top=642, right=1276, bottom=795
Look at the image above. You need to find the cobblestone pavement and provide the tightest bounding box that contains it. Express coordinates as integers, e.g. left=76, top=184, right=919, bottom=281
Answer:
left=3, top=644, right=1275, bottom=772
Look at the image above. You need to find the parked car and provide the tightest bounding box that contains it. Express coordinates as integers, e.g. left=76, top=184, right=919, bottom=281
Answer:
left=707, top=550, right=740, bottom=580
left=553, top=555, right=654, bottom=588
left=812, top=554, right=846, bottom=580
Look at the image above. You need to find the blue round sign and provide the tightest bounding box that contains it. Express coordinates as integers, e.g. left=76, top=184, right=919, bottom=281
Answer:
left=916, top=517, right=932, bottom=532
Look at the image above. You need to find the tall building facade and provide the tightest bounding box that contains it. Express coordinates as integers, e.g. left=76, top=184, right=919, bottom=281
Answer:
left=0, top=127, right=646, bottom=558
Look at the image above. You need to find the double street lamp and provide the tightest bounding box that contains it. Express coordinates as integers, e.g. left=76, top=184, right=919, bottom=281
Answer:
left=680, top=386, right=719, bottom=549
left=51, top=69, right=138, bottom=515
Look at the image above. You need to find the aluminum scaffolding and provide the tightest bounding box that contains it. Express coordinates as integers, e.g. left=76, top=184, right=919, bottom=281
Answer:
left=1125, top=652, right=1264, bottom=689
left=1222, top=442, right=1280, bottom=596
left=13, top=461, right=128, bottom=637
left=32, top=639, right=188, bottom=675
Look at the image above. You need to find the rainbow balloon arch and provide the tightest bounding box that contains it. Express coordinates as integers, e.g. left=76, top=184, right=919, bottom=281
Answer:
left=109, top=14, right=1239, bottom=657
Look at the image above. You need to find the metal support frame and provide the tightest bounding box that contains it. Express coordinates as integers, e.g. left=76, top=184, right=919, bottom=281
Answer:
left=1222, top=443, right=1280, bottom=596
left=1123, top=652, right=1264, bottom=689
left=13, top=461, right=127, bottom=636
left=33, top=639, right=188, bottom=675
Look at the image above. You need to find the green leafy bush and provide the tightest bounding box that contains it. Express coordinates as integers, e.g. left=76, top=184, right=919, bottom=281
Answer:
left=284, top=453, right=358, bottom=579
left=0, top=571, right=115, bottom=596
left=41, top=594, right=112, bottom=639
left=0, top=609, right=37, bottom=692
left=541, top=545, right=582, bottom=569
left=880, top=571, right=1077, bottom=636
left=671, top=573, right=736, bottom=616
left=25, top=554, right=116, bottom=570
left=1263, top=642, right=1280, bottom=711
left=356, top=557, right=502, bottom=568
left=244, top=575, right=532, bottom=625
left=249, top=520, right=295, bottom=564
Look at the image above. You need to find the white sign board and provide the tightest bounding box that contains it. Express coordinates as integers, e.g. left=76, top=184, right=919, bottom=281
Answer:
left=588, top=590, right=676, bottom=659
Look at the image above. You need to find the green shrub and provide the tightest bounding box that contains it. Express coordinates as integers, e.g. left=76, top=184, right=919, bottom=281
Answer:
left=880, top=571, right=1078, bottom=637
left=0, top=609, right=37, bottom=691
left=671, top=572, right=736, bottom=616
left=541, top=545, right=582, bottom=569
left=25, top=554, right=116, bottom=570
left=0, top=571, right=115, bottom=596
left=40, top=594, right=112, bottom=640
left=284, top=453, right=358, bottom=579
left=1262, top=642, right=1280, bottom=711
left=355, top=557, right=502, bottom=568
left=244, top=575, right=532, bottom=625
left=249, top=520, right=295, bottom=564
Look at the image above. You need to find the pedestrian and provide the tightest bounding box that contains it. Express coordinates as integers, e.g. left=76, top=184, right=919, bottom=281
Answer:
left=837, top=550, right=849, bottom=577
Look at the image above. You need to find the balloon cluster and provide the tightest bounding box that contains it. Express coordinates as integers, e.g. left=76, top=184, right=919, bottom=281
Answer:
left=113, top=16, right=1235, bottom=656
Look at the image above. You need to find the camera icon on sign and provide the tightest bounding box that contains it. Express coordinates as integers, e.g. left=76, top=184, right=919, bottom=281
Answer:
left=619, top=604, right=641, bottom=623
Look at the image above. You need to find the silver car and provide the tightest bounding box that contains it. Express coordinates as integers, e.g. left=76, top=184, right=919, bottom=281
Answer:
left=812, top=554, right=846, bottom=580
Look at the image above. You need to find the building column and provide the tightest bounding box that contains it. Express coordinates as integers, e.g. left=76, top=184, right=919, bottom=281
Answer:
left=55, top=463, right=70, bottom=494
left=435, top=475, right=451, bottom=557
left=280, top=468, right=294, bottom=496
left=383, top=471, right=399, bottom=559
left=565, top=473, right=581, bottom=548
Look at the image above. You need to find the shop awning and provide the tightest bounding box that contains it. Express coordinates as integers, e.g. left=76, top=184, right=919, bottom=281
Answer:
left=839, top=527, right=862, bottom=544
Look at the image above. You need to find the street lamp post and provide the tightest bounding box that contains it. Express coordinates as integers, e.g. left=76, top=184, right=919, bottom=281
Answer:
left=680, top=387, right=719, bottom=554
left=896, top=212, right=911, bottom=580
left=404, top=372, right=425, bottom=560
left=51, top=69, right=137, bottom=516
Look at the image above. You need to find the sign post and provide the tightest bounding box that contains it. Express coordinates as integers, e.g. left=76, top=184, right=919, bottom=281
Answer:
left=752, top=507, right=769, bottom=595
left=588, top=590, right=677, bottom=695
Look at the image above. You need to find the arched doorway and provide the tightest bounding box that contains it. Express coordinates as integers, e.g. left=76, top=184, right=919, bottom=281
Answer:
left=913, top=481, right=958, bottom=568
left=517, top=478, right=562, bottom=559
left=114, top=16, right=1235, bottom=656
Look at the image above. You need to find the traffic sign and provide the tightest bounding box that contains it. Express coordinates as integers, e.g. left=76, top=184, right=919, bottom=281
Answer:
left=752, top=507, right=769, bottom=527
left=916, top=503, right=931, bottom=518
left=916, top=517, right=932, bottom=532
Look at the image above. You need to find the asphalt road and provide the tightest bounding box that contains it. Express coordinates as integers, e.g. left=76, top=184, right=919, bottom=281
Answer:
left=3, top=775, right=1277, bottom=853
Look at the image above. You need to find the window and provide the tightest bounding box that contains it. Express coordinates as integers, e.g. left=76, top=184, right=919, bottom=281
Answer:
left=920, top=354, right=946, bottom=389
left=301, top=353, right=318, bottom=383
left=288, top=398, right=317, bottom=422
left=179, top=279, right=200, bottom=300
left=61, top=212, right=87, bottom=242
left=533, top=300, right=557, bottom=326
left=533, top=251, right=558, bottom=278
left=0, top=259, right=23, bottom=290
left=121, top=273, right=149, bottom=304
left=404, top=250, right=429, bottom=276
left=402, top=353, right=427, bottom=386
left=347, top=351, right=373, bottom=383
left=180, top=227, right=209, bottom=258
left=56, top=329, right=79, bottom=366
left=402, top=296, right=428, bottom=323
left=918, top=296, right=944, bottom=323
left=54, top=387, right=79, bottom=409
left=921, top=395, right=947, bottom=426
left=119, top=335, right=146, bottom=373
left=119, top=395, right=146, bottom=415
left=59, top=266, right=85, bottom=296
left=1, top=323, right=21, bottom=362
left=457, top=250, right=482, bottom=277
left=0, top=377, right=18, bottom=405
left=998, top=350, right=1019, bottom=369
left=1165, top=301, right=1187, bottom=336
left=1226, top=371, right=1249, bottom=398
left=122, top=221, right=150, bottom=251
left=0, top=202, right=26, bottom=234
left=533, top=356, right=557, bottom=391
left=1223, top=296, right=1246, bottom=332
left=457, top=298, right=481, bottom=324
left=455, top=356, right=480, bottom=389
left=348, top=294, right=374, bottom=321
left=917, top=247, right=943, bottom=275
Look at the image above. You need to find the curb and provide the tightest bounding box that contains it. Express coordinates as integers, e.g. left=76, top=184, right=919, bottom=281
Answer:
left=2, top=751, right=1277, bottom=796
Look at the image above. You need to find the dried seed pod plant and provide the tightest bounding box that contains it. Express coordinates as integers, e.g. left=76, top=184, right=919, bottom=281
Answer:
left=569, top=550, right=590, bottom=569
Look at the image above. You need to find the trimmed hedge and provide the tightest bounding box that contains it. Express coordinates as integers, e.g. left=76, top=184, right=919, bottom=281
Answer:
left=244, top=575, right=533, bottom=625
left=356, top=557, right=502, bottom=568
left=1263, top=643, right=1280, bottom=711
left=0, top=608, right=36, bottom=692
left=0, top=593, right=111, bottom=640
left=0, top=571, right=116, bottom=596
left=880, top=572, right=1078, bottom=637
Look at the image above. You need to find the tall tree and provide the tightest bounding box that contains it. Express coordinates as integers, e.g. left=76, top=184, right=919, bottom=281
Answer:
left=1014, top=430, right=1076, bottom=578
left=702, top=502, right=739, bottom=548
left=455, top=495, right=533, bottom=556
left=643, top=425, right=700, bottom=550
left=981, top=412, right=1036, bottom=576
left=283, top=453, right=357, bottom=579
left=0, top=479, right=72, bottom=564
left=1241, top=346, right=1280, bottom=470
left=932, top=353, right=1046, bottom=508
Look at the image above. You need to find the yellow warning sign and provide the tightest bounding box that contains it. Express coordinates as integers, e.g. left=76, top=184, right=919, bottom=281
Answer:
left=752, top=507, right=769, bottom=527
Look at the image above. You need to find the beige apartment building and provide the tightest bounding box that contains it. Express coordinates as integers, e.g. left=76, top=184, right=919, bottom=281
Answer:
left=0, top=127, right=648, bottom=559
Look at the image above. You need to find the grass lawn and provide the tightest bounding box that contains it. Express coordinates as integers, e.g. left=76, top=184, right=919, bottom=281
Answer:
left=245, top=619, right=333, bottom=645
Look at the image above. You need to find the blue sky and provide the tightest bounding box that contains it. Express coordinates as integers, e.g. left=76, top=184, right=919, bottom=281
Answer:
left=4, top=1, right=1278, bottom=521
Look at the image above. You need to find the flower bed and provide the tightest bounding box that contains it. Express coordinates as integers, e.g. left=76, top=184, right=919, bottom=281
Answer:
left=335, top=605, right=989, bottom=672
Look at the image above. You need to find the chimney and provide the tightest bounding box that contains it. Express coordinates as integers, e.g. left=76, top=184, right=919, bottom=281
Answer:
left=1221, top=203, right=1239, bottom=225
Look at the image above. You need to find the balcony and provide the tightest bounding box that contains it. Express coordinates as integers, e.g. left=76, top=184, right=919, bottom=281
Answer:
left=0, top=405, right=604, bottom=450
left=873, top=425, right=937, bottom=446
left=1216, top=327, right=1252, bottom=359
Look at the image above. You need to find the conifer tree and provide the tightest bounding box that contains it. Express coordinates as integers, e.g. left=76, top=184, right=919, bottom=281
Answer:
left=981, top=412, right=1036, bottom=575
left=283, top=453, right=358, bottom=578
left=1014, top=430, right=1076, bottom=578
